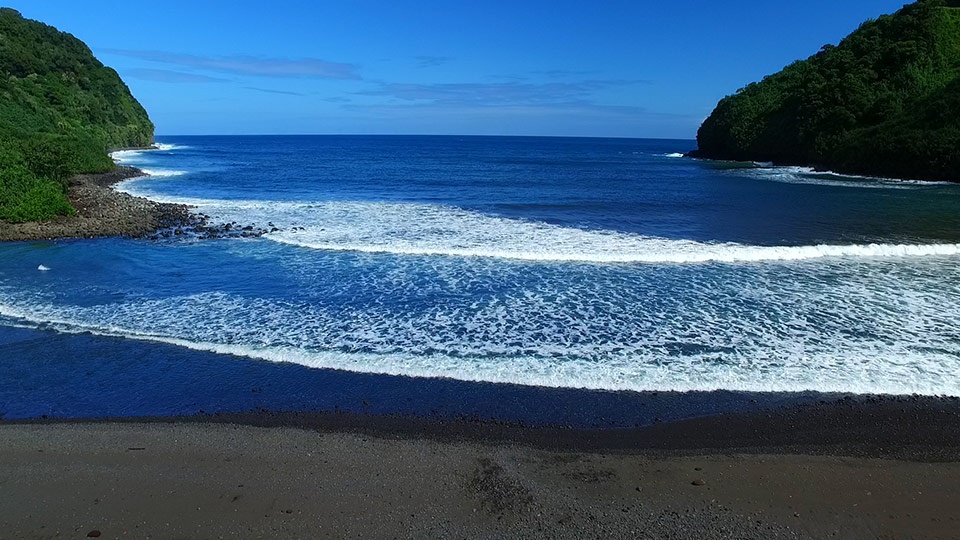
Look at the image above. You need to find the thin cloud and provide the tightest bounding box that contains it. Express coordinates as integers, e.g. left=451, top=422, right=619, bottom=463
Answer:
left=357, top=80, right=647, bottom=107
left=245, top=87, right=305, bottom=96
left=534, top=69, right=600, bottom=78
left=102, top=49, right=360, bottom=79
left=415, top=56, right=454, bottom=68
left=126, top=68, right=228, bottom=83
left=342, top=101, right=648, bottom=121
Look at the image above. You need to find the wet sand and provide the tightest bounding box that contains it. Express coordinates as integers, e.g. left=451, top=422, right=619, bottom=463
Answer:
left=2, top=397, right=959, bottom=539
left=1, top=157, right=958, bottom=538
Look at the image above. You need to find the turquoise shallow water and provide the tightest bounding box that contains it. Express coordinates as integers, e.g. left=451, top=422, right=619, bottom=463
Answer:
left=2, top=135, right=960, bottom=420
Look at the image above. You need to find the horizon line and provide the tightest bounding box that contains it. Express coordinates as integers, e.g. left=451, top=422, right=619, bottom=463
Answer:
left=154, top=133, right=698, bottom=142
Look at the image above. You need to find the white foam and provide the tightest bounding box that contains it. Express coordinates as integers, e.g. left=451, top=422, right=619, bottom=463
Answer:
left=104, top=190, right=960, bottom=265
left=153, top=143, right=188, bottom=151
left=252, top=201, right=960, bottom=264
left=270, top=228, right=960, bottom=264
left=1, top=269, right=958, bottom=397
left=110, top=143, right=188, bottom=166
left=743, top=165, right=955, bottom=189
left=109, top=149, right=146, bottom=163
left=814, top=169, right=955, bottom=186
left=37, top=265, right=49, bottom=272
left=663, top=152, right=685, bottom=158
left=139, top=168, right=187, bottom=178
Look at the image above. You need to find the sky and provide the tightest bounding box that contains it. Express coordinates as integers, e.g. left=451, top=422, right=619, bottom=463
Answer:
left=7, top=0, right=909, bottom=139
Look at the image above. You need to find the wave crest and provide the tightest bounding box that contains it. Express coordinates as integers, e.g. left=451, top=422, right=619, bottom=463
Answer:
left=105, top=187, right=960, bottom=265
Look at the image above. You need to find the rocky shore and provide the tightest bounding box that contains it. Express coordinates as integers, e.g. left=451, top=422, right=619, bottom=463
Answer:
left=0, top=165, right=274, bottom=242
left=0, top=166, right=193, bottom=242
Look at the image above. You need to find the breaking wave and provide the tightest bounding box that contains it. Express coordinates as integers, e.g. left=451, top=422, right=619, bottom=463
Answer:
left=108, top=183, right=960, bottom=264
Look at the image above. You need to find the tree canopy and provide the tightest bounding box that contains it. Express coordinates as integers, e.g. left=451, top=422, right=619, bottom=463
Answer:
left=0, top=8, right=153, bottom=222
left=693, top=0, right=960, bottom=182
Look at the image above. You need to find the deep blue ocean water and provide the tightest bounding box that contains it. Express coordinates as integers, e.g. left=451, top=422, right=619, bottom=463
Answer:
left=2, top=135, right=960, bottom=422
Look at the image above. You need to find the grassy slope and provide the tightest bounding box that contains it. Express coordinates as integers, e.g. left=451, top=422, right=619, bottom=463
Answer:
left=0, top=7, right=153, bottom=222
left=694, top=0, right=960, bottom=182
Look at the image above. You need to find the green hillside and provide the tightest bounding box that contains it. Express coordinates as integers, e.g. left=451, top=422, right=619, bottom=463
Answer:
left=693, top=0, right=960, bottom=182
left=0, top=7, right=153, bottom=222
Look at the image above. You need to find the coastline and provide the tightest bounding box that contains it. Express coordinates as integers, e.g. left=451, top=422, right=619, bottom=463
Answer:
left=0, top=165, right=193, bottom=242
left=8, top=393, right=959, bottom=460
left=3, top=325, right=957, bottom=536
left=2, top=396, right=958, bottom=539
left=1, top=139, right=958, bottom=538
left=683, top=151, right=957, bottom=185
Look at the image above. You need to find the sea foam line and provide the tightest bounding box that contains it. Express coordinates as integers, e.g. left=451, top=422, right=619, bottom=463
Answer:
left=109, top=149, right=146, bottom=162
left=0, top=298, right=956, bottom=397
left=104, top=187, right=960, bottom=265
left=744, top=165, right=955, bottom=188
left=267, top=233, right=960, bottom=264
left=110, top=143, right=189, bottom=164
left=137, top=168, right=187, bottom=178
left=154, top=143, right=188, bottom=152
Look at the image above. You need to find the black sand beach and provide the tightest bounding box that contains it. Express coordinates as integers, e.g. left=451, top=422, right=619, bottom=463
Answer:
left=2, top=395, right=959, bottom=539
left=2, top=324, right=958, bottom=538
left=1, top=155, right=958, bottom=538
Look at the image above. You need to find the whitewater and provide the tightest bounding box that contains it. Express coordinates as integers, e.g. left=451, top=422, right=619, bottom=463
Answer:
left=2, top=135, right=959, bottom=399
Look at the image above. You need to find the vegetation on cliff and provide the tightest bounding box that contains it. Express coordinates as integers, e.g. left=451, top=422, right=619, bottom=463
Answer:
left=0, top=8, right=153, bottom=222
left=693, top=0, right=960, bottom=182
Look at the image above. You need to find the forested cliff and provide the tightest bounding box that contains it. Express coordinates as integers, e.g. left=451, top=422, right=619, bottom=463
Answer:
left=0, top=8, right=153, bottom=221
left=692, top=0, right=960, bottom=182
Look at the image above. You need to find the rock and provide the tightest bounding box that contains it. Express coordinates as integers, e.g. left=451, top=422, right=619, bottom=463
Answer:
left=86, top=531, right=101, bottom=538
left=0, top=166, right=198, bottom=242
left=691, top=479, right=706, bottom=486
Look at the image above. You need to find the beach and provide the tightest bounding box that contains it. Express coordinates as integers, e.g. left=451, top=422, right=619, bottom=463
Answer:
left=2, top=395, right=959, bottom=539
left=2, top=137, right=960, bottom=538
left=3, top=0, right=960, bottom=535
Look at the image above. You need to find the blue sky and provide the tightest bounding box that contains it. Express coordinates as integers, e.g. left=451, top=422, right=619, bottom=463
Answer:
left=8, top=1, right=908, bottom=138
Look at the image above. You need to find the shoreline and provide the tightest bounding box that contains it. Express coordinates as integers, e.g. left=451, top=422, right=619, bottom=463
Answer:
left=684, top=151, right=958, bottom=184
left=0, top=165, right=194, bottom=242
left=6, top=392, right=959, bottom=460
left=2, top=322, right=959, bottom=451
left=1, top=141, right=958, bottom=536
left=2, top=397, right=958, bottom=538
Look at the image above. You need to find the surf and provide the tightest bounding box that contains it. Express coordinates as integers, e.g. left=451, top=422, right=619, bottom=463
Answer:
left=16, top=135, right=948, bottom=401
left=1, top=288, right=957, bottom=397
left=109, top=181, right=960, bottom=265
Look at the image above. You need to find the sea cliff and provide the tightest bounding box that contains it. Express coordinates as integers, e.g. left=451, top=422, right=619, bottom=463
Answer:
left=692, top=0, right=960, bottom=182
left=0, top=8, right=154, bottom=222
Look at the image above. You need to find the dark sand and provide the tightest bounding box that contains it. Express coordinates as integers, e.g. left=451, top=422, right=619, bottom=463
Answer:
left=0, top=166, right=192, bottom=241
left=2, top=397, right=959, bottom=539
left=1, top=158, right=958, bottom=538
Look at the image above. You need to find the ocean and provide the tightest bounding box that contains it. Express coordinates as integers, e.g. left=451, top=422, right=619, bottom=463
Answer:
left=1, top=135, right=959, bottom=423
